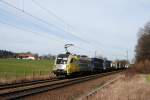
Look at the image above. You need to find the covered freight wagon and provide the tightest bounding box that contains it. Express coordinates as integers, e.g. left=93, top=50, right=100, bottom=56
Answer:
left=91, top=58, right=104, bottom=72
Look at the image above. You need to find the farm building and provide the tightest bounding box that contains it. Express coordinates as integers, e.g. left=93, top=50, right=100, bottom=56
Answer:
left=16, top=53, right=35, bottom=60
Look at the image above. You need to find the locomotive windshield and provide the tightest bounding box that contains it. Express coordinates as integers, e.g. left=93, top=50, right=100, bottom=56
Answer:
left=56, top=54, right=69, bottom=64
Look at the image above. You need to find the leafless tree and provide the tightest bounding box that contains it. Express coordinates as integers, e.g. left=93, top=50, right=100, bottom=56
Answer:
left=135, top=22, right=150, bottom=62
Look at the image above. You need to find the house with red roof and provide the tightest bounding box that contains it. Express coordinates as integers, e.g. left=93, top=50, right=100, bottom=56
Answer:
left=17, top=53, right=35, bottom=60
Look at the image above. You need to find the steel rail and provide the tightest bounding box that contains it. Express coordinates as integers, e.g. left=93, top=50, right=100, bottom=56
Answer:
left=0, top=78, right=59, bottom=90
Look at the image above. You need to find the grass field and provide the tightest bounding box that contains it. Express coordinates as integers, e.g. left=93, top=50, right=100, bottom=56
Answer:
left=146, top=74, right=150, bottom=82
left=0, top=59, right=54, bottom=79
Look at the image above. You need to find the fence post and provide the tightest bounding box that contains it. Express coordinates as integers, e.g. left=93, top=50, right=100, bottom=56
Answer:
left=39, top=70, right=41, bottom=78
left=49, top=71, right=51, bottom=78
left=15, top=72, right=17, bottom=83
left=32, top=70, right=34, bottom=80
left=40, top=70, right=42, bottom=76
left=4, top=72, right=7, bottom=80
left=0, top=72, right=2, bottom=80
left=24, top=70, right=26, bottom=81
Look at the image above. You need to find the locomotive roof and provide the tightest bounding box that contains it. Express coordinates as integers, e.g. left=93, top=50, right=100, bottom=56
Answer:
left=57, top=54, right=70, bottom=58
left=91, top=57, right=103, bottom=60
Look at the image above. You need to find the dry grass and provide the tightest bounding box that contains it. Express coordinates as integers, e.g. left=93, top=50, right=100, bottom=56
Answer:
left=146, top=74, right=150, bottom=82
left=85, top=74, right=150, bottom=100
left=134, top=60, right=150, bottom=74
left=123, top=59, right=150, bottom=81
left=124, top=68, right=137, bottom=79
left=0, top=73, right=55, bottom=84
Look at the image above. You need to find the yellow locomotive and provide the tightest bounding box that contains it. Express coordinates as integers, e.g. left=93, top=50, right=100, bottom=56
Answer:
left=52, top=53, right=91, bottom=76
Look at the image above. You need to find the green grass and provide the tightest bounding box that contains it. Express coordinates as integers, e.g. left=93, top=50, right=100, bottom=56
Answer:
left=146, top=74, right=150, bottom=82
left=0, top=59, right=54, bottom=78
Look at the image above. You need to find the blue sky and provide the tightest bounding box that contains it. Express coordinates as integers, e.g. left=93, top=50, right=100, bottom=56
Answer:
left=0, top=0, right=150, bottom=61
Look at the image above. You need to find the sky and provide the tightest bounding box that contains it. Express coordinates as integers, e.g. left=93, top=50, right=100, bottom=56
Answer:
left=0, top=0, right=150, bottom=61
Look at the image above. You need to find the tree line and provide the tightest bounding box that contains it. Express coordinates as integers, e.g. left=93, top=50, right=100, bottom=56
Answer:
left=0, top=50, right=55, bottom=60
left=134, top=21, right=150, bottom=73
left=0, top=50, right=15, bottom=58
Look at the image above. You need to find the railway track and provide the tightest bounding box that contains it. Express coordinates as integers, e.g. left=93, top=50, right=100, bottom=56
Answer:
left=0, top=70, right=122, bottom=100
left=0, top=78, right=59, bottom=90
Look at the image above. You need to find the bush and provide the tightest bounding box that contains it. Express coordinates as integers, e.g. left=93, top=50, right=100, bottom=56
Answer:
left=134, top=60, right=150, bottom=74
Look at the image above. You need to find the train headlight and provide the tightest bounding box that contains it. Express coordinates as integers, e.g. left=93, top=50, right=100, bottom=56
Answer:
left=62, top=65, right=67, bottom=70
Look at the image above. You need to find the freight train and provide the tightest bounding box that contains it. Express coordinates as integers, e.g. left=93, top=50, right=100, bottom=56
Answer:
left=52, top=53, right=128, bottom=77
left=52, top=44, right=129, bottom=77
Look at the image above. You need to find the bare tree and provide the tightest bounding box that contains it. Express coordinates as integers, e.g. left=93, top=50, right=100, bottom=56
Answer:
left=135, top=22, right=150, bottom=62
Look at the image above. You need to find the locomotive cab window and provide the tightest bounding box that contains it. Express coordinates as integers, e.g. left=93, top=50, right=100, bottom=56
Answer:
left=56, top=57, right=68, bottom=64
left=70, top=58, right=77, bottom=64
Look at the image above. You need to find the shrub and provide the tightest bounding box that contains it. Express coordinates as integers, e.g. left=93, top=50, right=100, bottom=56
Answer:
left=134, top=60, right=150, bottom=74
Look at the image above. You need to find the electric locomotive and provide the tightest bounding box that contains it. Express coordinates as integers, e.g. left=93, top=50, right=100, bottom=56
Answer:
left=52, top=53, right=91, bottom=76
left=52, top=44, right=91, bottom=76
